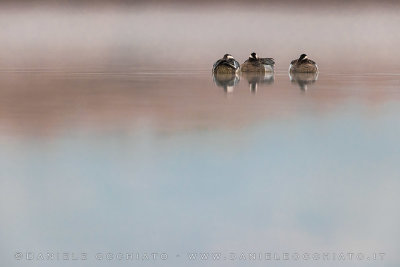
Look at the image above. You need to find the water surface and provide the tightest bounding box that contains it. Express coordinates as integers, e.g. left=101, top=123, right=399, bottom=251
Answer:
left=0, top=70, right=399, bottom=267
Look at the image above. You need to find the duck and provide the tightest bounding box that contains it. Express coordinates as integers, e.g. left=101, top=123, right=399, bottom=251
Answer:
left=212, top=54, right=240, bottom=74
left=241, top=52, right=275, bottom=73
left=289, top=54, right=318, bottom=73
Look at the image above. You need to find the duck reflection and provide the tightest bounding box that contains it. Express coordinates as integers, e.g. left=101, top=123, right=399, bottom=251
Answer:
left=289, top=72, right=318, bottom=91
left=212, top=73, right=240, bottom=93
left=242, top=72, right=274, bottom=93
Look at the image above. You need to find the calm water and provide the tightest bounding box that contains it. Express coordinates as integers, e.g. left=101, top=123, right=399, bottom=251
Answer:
left=0, top=69, right=399, bottom=267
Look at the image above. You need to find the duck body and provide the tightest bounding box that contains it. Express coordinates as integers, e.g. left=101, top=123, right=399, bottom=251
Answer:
left=289, top=54, right=318, bottom=73
left=241, top=52, right=275, bottom=73
left=213, top=54, right=240, bottom=74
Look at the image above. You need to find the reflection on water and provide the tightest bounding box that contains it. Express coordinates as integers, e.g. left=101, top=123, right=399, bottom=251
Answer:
left=0, top=70, right=400, bottom=267
left=242, top=72, right=274, bottom=93
left=290, top=72, right=319, bottom=91
left=212, top=72, right=240, bottom=93
left=213, top=72, right=275, bottom=94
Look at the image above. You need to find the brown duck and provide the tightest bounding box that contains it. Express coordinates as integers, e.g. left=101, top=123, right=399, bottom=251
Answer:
left=289, top=54, right=318, bottom=73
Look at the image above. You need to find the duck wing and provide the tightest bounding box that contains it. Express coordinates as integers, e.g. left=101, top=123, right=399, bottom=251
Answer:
left=213, top=59, right=239, bottom=70
left=290, top=59, right=298, bottom=65
left=213, top=59, right=224, bottom=70
left=306, top=59, right=316, bottom=65
left=260, top=57, right=275, bottom=66
left=229, top=59, right=240, bottom=69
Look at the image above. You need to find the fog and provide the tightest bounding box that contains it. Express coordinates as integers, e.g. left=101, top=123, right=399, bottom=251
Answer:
left=0, top=2, right=399, bottom=72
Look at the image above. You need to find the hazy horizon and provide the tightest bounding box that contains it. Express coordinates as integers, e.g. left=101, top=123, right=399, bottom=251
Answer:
left=1, top=2, right=399, bottom=73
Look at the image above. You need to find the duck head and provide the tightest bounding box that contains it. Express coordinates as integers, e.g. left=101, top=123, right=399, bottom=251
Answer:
left=299, top=54, right=308, bottom=61
left=250, top=52, right=258, bottom=60
left=223, top=54, right=234, bottom=60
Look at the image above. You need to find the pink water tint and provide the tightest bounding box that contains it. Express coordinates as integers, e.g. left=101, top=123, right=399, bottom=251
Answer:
left=0, top=70, right=399, bottom=137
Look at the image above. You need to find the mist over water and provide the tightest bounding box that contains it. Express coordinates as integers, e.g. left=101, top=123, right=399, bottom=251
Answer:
left=0, top=2, right=400, bottom=72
